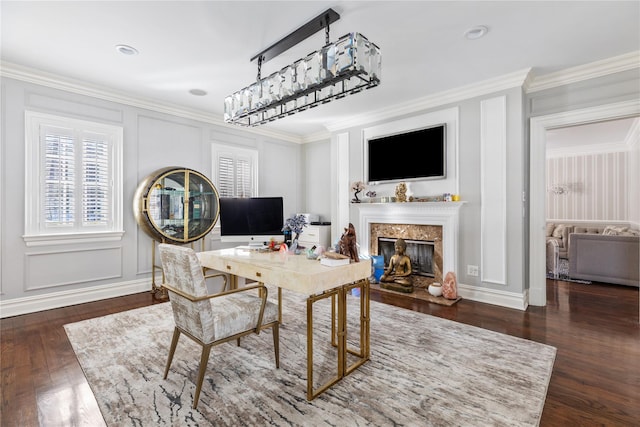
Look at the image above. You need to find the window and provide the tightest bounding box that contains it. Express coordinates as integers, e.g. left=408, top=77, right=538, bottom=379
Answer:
left=24, top=111, right=123, bottom=245
left=211, top=143, right=258, bottom=198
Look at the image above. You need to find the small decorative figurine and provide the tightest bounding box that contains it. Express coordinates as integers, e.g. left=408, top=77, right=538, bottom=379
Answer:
left=395, top=182, right=407, bottom=202
left=338, top=223, right=359, bottom=262
left=442, top=271, right=458, bottom=299
left=428, top=282, right=443, bottom=297
left=351, top=181, right=365, bottom=203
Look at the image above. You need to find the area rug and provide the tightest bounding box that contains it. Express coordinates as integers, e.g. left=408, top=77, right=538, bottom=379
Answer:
left=64, top=289, right=556, bottom=426
left=547, top=258, right=592, bottom=284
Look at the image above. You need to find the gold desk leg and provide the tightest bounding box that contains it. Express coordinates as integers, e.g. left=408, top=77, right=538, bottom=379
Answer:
left=229, top=274, right=238, bottom=290
left=345, top=279, right=370, bottom=375
left=307, top=288, right=342, bottom=400
left=331, top=293, right=337, bottom=347
left=305, top=280, right=371, bottom=401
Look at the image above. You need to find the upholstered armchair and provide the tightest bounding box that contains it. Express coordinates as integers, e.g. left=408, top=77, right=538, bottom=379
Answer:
left=158, top=243, right=280, bottom=409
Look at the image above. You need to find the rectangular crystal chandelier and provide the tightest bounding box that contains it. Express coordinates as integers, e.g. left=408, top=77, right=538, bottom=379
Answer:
left=224, top=10, right=381, bottom=127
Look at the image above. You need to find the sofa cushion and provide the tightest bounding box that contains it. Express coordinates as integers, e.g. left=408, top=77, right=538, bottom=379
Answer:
left=602, top=225, right=628, bottom=236
left=574, top=226, right=604, bottom=234
left=552, top=224, right=565, bottom=238
left=546, top=223, right=556, bottom=237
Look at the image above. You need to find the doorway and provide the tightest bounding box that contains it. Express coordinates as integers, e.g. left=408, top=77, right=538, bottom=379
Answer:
left=528, top=100, right=640, bottom=313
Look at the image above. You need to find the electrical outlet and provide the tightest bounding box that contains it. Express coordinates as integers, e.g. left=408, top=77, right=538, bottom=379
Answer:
left=467, top=265, right=479, bottom=277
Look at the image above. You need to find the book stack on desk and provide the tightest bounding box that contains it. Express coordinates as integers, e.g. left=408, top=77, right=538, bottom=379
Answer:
left=320, top=253, right=351, bottom=267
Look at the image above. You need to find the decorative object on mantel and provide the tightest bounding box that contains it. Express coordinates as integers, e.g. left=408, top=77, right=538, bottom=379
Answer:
left=442, top=271, right=458, bottom=299
left=351, top=181, right=365, bottom=203
left=395, top=181, right=407, bottom=202
left=338, top=223, right=359, bottom=262
left=282, top=214, right=308, bottom=252
left=380, top=238, right=414, bottom=293
left=224, top=8, right=381, bottom=127
left=405, top=182, right=414, bottom=201
left=365, top=190, right=377, bottom=201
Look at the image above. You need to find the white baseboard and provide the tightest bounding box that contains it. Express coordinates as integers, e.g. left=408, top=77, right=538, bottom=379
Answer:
left=1, top=278, right=530, bottom=318
left=0, top=278, right=151, bottom=318
left=457, top=282, right=529, bottom=311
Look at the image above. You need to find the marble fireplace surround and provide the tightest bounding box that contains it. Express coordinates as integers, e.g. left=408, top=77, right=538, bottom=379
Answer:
left=372, top=224, right=442, bottom=286
left=355, top=202, right=466, bottom=283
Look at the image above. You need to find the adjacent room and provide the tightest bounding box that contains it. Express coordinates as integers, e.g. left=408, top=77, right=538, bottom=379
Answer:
left=1, top=1, right=639, bottom=426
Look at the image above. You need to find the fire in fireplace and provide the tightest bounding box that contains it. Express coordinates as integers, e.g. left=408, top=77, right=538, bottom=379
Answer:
left=378, top=237, right=435, bottom=278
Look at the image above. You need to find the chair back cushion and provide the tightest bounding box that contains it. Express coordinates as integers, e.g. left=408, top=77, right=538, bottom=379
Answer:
left=158, top=244, right=214, bottom=342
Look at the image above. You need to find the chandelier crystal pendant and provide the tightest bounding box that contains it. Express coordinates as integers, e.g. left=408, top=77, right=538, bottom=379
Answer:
left=224, top=9, right=381, bottom=127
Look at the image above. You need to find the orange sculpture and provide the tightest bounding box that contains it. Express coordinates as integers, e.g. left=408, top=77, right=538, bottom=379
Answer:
left=442, top=271, right=458, bottom=299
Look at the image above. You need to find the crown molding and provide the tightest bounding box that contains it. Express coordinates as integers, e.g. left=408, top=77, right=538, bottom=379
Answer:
left=526, top=51, right=640, bottom=93
left=546, top=142, right=631, bottom=158
left=4, top=51, right=637, bottom=143
left=324, top=68, right=532, bottom=133
left=0, top=61, right=305, bottom=144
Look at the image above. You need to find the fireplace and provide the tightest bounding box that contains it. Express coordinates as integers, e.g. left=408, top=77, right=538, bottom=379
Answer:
left=371, top=223, right=442, bottom=288
left=354, top=202, right=465, bottom=290
left=378, top=237, right=435, bottom=278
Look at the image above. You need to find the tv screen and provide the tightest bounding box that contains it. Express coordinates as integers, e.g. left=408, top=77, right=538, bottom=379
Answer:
left=366, top=124, right=446, bottom=184
left=219, top=197, right=284, bottom=245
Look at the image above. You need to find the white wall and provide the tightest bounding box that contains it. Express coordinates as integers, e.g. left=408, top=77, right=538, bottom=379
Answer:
left=344, top=86, right=529, bottom=310
left=0, top=76, right=302, bottom=316
left=2, top=56, right=639, bottom=316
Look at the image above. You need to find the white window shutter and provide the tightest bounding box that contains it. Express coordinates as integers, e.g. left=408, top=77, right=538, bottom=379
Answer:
left=82, top=131, right=111, bottom=226
left=212, top=144, right=258, bottom=198
left=43, top=128, right=75, bottom=227
left=24, top=111, right=123, bottom=244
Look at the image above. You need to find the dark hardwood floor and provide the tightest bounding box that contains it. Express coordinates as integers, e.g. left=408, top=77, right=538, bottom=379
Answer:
left=2, top=279, right=639, bottom=426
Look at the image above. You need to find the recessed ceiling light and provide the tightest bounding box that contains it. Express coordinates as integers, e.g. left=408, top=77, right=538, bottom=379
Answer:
left=189, top=89, right=208, bottom=96
left=115, top=44, right=138, bottom=55
left=464, top=25, right=489, bottom=40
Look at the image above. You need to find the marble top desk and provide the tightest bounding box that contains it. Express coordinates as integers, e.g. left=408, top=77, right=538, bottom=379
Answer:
left=198, top=248, right=371, bottom=400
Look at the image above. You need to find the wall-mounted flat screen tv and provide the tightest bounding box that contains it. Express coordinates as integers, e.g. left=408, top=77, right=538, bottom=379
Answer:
left=219, top=197, right=284, bottom=246
left=365, top=124, right=446, bottom=184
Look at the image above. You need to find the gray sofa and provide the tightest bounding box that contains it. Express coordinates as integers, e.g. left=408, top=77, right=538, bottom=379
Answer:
left=545, top=223, right=573, bottom=259
left=568, top=233, right=639, bottom=287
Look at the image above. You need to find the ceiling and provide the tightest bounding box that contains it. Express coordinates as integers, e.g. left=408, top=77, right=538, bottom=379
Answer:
left=1, top=1, right=639, bottom=140
left=546, top=117, right=639, bottom=152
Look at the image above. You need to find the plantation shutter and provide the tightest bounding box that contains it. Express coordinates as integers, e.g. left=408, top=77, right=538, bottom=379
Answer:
left=82, top=132, right=111, bottom=226
left=25, top=111, right=123, bottom=243
left=41, top=126, right=112, bottom=230
left=217, top=154, right=235, bottom=197
left=43, top=127, right=75, bottom=227
left=215, top=149, right=255, bottom=198
left=235, top=156, right=251, bottom=197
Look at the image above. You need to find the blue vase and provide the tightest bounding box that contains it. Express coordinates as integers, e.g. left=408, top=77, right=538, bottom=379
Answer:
left=372, top=255, right=385, bottom=282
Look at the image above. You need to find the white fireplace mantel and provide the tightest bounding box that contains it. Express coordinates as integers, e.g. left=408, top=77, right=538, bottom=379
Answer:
left=354, top=202, right=466, bottom=275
